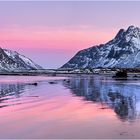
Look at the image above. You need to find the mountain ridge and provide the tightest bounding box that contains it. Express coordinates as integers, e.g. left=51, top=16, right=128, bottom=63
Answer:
left=61, top=25, right=140, bottom=69
left=0, top=47, right=43, bottom=71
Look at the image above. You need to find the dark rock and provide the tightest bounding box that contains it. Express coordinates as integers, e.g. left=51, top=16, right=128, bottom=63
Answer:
left=66, top=80, right=70, bottom=83
left=113, top=70, right=128, bottom=78
left=48, top=81, right=57, bottom=84
left=29, top=83, right=38, bottom=86
left=133, top=75, right=138, bottom=78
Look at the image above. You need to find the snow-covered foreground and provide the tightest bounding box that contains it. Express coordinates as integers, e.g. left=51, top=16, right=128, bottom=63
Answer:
left=0, top=75, right=140, bottom=138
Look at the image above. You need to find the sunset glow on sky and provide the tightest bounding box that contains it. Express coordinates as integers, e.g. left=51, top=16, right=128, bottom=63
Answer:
left=0, top=1, right=140, bottom=68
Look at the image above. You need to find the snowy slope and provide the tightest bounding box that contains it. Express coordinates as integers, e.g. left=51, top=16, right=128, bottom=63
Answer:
left=61, top=26, right=140, bottom=69
left=0, top=47, right=42, bottom=71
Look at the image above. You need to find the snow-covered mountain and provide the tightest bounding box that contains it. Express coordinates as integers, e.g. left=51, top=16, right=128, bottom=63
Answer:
left=61, top=25, right=140, bottom=69
left=0, top=47, right=42, bottom=71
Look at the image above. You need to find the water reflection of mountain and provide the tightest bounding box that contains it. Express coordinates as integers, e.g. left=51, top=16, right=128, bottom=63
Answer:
left=0, top=83, right=29, bottom=107
left=63, top=76, right=140, bottom=121
left=0, top=84, right=26, bottom=97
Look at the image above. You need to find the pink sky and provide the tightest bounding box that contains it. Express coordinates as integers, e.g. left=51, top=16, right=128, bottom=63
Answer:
left=0, top=25, right=115, bottom=49
left=0, top=1, right=140, bottom=68
left=0, top=25, right=117, bottom=68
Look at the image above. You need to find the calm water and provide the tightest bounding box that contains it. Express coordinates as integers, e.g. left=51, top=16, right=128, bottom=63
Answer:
left=0, top=75, right=140, bottom=138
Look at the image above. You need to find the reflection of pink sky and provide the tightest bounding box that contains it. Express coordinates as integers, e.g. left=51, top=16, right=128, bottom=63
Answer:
left=0, top=96, right=115, bottom=120
left=0, top=76, right=67, bottom=84
left=0, top=92, right=121, bottom=139
left=0, top=92, right=116, bottom=128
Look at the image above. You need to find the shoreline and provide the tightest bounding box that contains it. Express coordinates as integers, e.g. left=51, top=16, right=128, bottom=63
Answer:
left=1, top=72, right=140, bottom=79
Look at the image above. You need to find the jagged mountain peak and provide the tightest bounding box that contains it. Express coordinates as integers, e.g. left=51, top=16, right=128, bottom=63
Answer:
left=108, top=26, right=140, bottom=47
left=61, top=26, right=140, bottom=69
left=125, top=25, right=140, bottom=39
left=126, top=25, right=140, bottom=32
left=114, top=28, right=125, bottom=40
left=123, top=26, right=140, bottom=49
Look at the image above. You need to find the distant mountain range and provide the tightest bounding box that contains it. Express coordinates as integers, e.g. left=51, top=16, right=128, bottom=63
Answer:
left=61, top=25, right=140, bottom=69
left=0, top=47, right=42, bottom=71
